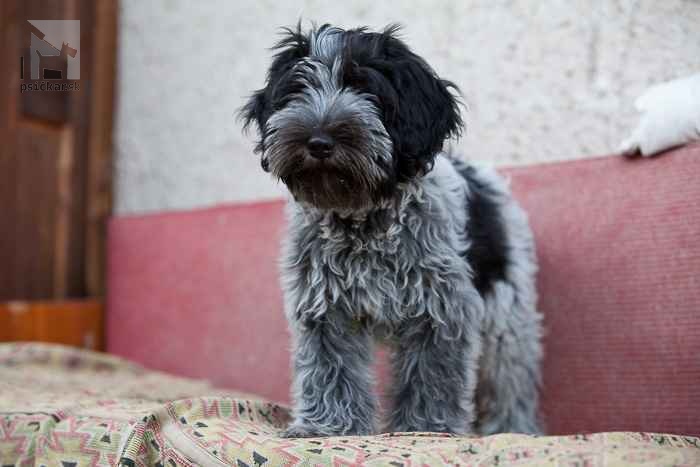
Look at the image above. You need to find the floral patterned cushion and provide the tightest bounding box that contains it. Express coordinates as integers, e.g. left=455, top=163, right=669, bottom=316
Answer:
left=1, top=343, right=698, bottom=466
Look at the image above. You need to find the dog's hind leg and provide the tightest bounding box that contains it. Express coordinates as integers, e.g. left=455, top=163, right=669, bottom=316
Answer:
left=472, top=183, right=544, bottom=435
left=455, top=162, right=544, bottom=434
left=474, top=278, right=544, bottom=435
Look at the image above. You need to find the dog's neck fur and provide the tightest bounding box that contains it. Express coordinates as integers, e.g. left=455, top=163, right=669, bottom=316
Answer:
left=295, top=178, right=424, bottom=227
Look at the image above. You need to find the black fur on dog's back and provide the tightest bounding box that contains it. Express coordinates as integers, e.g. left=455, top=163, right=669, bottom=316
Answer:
left=455, top=163, right=509, bottom=295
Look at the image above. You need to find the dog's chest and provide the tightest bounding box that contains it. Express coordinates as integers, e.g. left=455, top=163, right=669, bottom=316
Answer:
left=288, top=207, right=457, bottom=328
left=323, top=221, right=420, bottom=325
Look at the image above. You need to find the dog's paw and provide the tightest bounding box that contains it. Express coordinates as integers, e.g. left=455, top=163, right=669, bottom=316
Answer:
left=387, top=418, right=471, bottom=435
left=280, top=421, right=376, bottom=438
left=279, top=425, right=324, bottom=438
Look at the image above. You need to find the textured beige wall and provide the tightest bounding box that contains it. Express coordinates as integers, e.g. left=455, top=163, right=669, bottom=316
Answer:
left=115, top=0, right=700, bottom=214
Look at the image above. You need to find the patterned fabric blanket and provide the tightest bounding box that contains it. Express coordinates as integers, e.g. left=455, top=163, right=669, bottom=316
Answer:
left=1, top=343, right=699, bottom=467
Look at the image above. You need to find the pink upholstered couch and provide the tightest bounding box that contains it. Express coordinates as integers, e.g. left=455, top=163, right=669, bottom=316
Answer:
left=107, top=144, right=700, bottom=436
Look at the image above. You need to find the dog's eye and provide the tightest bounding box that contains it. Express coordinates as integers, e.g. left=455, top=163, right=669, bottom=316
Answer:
left=342, top=61, right=364, bottom=86
left=363, top=93, right=380, bottom=106
left=270, top=81, right=303, bottom=111
left=271, top=96, right=286, bottom=111
left=271, top=91, right=298, bottom=111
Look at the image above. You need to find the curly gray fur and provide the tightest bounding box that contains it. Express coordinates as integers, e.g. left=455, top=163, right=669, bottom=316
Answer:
left=240, top=23, right=543, bottom=437
left=280, top=156, right=543, bottom=437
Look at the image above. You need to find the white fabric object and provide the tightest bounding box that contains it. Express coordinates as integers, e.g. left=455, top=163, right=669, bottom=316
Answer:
left=619, top=73, right=700, bottom=156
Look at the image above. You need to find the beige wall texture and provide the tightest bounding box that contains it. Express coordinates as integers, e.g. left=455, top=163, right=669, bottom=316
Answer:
left=114, top=0, right=700, bottom=214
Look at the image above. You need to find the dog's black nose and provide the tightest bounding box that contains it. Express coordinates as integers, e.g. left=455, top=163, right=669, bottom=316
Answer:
left=307, top=133, right=334, bottom=159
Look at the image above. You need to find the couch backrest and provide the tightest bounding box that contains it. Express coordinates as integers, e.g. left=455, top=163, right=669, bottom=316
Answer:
left=108, top=144, right=700, bottom=435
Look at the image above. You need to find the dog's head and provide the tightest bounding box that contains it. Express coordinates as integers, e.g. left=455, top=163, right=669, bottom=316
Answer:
left=241, top=24, right=462, bottom=210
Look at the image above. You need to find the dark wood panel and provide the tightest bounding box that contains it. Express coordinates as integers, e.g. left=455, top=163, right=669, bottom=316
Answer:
left=11, top=123, right=64, bottom=298
left=0, top=0, right=116, bottom=301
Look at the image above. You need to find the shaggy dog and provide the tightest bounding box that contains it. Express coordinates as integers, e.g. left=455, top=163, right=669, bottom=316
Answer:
left=241, top=23, right=543, bottom=437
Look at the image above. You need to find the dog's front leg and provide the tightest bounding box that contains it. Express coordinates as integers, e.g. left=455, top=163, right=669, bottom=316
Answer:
left=387, top=311, right=482, bottom=435
left=282, top=316, right=377, bottom=438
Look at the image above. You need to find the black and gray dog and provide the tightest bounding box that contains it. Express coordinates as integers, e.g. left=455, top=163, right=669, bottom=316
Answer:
left=241, top=24, right=543, bottom=437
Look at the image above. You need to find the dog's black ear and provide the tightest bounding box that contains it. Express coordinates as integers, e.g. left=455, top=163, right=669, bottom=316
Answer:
left=240, top=89, right=272, bottom=171
left=239, top=22, right=310, bottom=159
left=240, top=89, right=267, bottom=147
left=379, top=26, right=463, bottom=179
